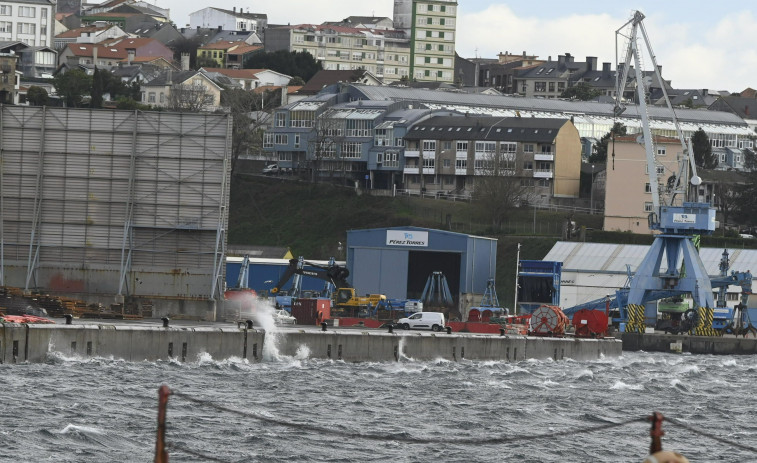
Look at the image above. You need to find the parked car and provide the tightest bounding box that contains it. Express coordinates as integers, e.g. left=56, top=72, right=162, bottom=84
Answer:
left=262, top=164, right=280, bottom=175
left=273, top=309, right=297, bottom=325
left=396, top=312, right=445, bottom=331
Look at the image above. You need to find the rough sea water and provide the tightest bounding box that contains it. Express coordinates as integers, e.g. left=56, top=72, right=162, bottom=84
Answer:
left=2, top=327, right=757, bottom=462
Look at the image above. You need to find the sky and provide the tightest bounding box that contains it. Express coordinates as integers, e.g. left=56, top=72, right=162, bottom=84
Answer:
left=156, top=0, right=757, bottom=92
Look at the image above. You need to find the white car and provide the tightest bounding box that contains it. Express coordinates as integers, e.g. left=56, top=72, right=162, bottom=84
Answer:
left=262, top=164, right=280, bottom=175
left=273, top=309, right=297, bottom=325
left=396, top=312, right=446, bottom=331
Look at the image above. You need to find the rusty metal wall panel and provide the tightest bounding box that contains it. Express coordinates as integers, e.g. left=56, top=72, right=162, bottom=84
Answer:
left=0, top=106, right=231, bottom=304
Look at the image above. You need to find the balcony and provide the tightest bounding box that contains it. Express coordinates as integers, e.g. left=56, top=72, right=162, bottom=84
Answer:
left=403, top=167, right=419, bottom=174
left=534, top=153, right=554, bottom=161
left=404, top=150, right=420, bottom=158
left=534, top=169, right=553, bottom=179
left=455, top=168, right=467, bottom=175
left=422, top=167, right=435, bottom=175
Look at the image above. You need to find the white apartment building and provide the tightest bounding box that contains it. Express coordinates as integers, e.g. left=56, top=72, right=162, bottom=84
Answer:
left=189, top=7, right=266, bottom=33
left=394, top=0, right=458, bottom=83
left=0, top=0, right=55, bottom=47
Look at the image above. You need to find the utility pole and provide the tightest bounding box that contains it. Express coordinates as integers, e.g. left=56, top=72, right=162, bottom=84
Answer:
left=590, top=164, right=595, bottom=214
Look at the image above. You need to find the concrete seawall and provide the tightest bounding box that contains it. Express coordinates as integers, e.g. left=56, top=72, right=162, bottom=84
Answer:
left=622, top=332, right=757, bottom=355
left=0, top=323, right=265, bottom=363
left=0, top=322, right=622, bottom=363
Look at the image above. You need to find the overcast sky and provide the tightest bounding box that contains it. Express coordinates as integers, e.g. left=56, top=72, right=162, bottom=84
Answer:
left=157, top=0, right=757, bottom=92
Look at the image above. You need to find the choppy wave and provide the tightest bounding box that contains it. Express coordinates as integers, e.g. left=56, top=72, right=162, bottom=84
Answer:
left=1, top=352, right=756, bottom=462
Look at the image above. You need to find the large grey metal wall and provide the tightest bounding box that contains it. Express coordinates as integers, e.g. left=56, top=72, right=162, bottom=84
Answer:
left=0, top=107, right=230, bottom=311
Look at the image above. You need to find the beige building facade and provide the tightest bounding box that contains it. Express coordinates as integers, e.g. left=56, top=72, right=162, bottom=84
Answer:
left=603, top=135, right=684, bottom=234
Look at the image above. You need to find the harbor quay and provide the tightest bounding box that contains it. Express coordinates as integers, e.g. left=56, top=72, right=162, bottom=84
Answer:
left=0, top=320, right=621, bottom=364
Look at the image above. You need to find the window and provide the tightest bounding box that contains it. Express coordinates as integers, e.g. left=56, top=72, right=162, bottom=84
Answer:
left=645, top=183, right=651, bottom=193
left=523, top=144, right=534, bottom=153
left=18, top=6, right=35, bottom=17
left=455, top=159, right=467, bottom=169
left=17, top=22, right=35, bottom=34
left=159, top=93, right=165, bottom=103
left=148, top=92, right=156, bottom=103
left=263, top=133, right=274, bottom=148
left=475, top=141, right=496, bottom=153
left=500, top=142, right=517, bottom=153
left=548, top=82, right=555, bottom=92
left=426, top=31, right=432, bottom=38
left=456, top=141, right=468, bottom=152
left=422, top=157, right=435, bottom=168
left=442, top=141, right=452, bottom=150
left=657, top=165, right=664, bottom=175
left=0, top=22, right=11, bottom=33
left=657, top=146, right=666, bottom=156
left=644, top=202, right=654, bottom=212
left=294, top=134, right=300, bottom=148
left=535, top=82, right=546, bottom=92
left=0, top=6, right=10, bottom=15
left=341, top=142, right=362, bottom=159
left=274, top=134, right=288, bottom=145
left=443, top=159, right=451, bottom=167
left=275, top=112, right=286, bottom=127
left=345, top=119, right=372, bottom=137
left=290, top=110, right=314, bottom=128
left=422, top=140, right=436, bottom=152
left=558, top=82, right=566, bottom=91
left=523, top=161, right=533, bottom=170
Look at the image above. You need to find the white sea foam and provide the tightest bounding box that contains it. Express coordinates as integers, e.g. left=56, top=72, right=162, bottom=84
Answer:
left=59, top=424, right=104, bottom=435
left=609, top=381, right=644, bottom=391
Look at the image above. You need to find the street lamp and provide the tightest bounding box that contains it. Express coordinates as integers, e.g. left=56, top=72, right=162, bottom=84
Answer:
left=590, top=164, right=595, bottom=214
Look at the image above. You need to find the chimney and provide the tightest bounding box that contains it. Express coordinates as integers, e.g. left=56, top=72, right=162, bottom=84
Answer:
left=566, top=52, right=573, bottom=63
left=233, top=6, right=236, bottom=12
left=217, top=25, right=222, bottom=32
left=586, top=56, right=597, bottom=71
left=166, top=69, right=172, bottom=85
left=602, top=62, right=611, bottom=74
left=92, top=46, right=98, bottom=65
left=181, top=53, right=190, bottom=71
left=127, top=49, right=135, bottom=65
left=280, top=85, right=288, bottom=106
left=557, top=54, right=565, bottom=66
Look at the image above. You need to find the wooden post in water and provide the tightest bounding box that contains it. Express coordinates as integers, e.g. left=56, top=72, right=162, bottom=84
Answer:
left=155, top=385, right=171, bottom=463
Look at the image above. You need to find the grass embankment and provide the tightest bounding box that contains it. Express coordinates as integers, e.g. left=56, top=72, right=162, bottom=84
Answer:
left=228, top=175, right=757, bottom=307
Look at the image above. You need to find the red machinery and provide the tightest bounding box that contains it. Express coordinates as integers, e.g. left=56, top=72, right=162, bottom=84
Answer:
left=571, top=309, right=609, bottom=338
left=529, top=305, right=569, bottom=337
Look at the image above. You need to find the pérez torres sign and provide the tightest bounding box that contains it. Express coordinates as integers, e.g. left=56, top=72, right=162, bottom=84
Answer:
left=672, top=213, right=696, bottom=224
left=386, top=230, right=429, bottom=247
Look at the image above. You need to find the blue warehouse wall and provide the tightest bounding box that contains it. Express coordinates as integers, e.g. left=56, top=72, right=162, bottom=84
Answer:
left=350, top=248, right=409, bottom=299
left=225, top=260, right=338, bottom=295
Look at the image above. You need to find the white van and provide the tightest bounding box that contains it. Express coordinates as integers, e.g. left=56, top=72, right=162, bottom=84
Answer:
left=397, top=312, right=446, bottom=331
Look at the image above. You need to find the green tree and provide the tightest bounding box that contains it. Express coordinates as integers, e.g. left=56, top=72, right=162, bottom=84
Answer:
left=244, top=50, right=322, bottom=82
left=691, top=128, right=717, bottom=169
left=560, top=82, right=602, bottom=101
left=220, top=87, right=279, bottom=175
left=91, top=67, right=105, bottom=108
left=590, top=122, right=627, bottom=163
left=53, top=69, right=92, bottom=107
left=26, top=86, right=48, bottom=106
left=196, top=55, right=218, bottom=69
left=288, top=76, right=306, bottom=86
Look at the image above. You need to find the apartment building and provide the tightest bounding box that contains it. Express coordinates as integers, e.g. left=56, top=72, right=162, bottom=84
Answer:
left=0, top=0, right=55, bottom=47
left=401, top=116, right=582, bottom=200
left=603, top=135, right=684, bottom=234
left=265, top=23, right=411, bottom=82
left=189, top=7, right=267, bottom=33
left=394, top=0, right=457, bottom=83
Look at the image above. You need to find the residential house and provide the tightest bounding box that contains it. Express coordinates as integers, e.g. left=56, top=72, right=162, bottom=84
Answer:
left=0, top=0, right=56, bottom=47
left=127, top=21, right=183, bottom=48
left=603, top=135, right=684, bottom=234
left=323, top=16, right=394, bottom=30
left=189, top=7, right=267, bottom=33
left=59, top=37, right=174, bottom=71
left=197, top=40, right=261, bottom=68
left=53, top=23, right=127, bottom=50
left=209, top=29, right=261, bottom=45
left=402, top=116, right=582, bottom=200
left=18, top=44, right=55, bottom=76
left=199, top=67, right=260, bottom=90
left=298, top=69, right=382, bottom=96
left=84, top=0, right=169, bottom=21
left=140, top=69, right=222, bottom=111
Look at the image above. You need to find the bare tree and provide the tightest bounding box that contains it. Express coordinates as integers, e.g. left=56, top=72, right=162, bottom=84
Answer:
left=168, top=82, right=213, bottom=112
left=472, top=151, right=533, bottom=230
left=221, top=87, right=280, bottom=176
left=308, top=110, right=345, bottom=183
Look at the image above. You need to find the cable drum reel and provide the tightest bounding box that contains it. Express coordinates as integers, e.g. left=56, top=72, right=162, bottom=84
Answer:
left=529, top=305, right=569, bottom=336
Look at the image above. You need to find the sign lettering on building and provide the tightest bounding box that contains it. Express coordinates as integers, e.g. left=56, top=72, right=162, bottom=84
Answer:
left=386, top=230, right=428, bottom=247
left=672, top=214, right=696, bottom=224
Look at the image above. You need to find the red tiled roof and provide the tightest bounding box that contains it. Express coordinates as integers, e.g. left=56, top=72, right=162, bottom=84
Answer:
left=66, top=38, right=168, bottom=59
left=226, top=44, right=262, bottom=55
left=199, top=41, right=249, bottom=51
left=55, top=25, right=110, bottom=39
left=252, top=85, right=300, bottom=94
left=201, top=67, right=261, bottom=79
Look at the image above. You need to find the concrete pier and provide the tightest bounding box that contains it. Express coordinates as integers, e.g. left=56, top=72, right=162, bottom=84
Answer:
left=622, top=332, right=757, bottom=355
left=0, top=321, right=622, bottom=363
